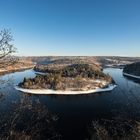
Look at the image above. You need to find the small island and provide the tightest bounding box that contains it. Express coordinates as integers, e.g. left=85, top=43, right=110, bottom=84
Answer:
left=16, top=63, right=116, bottom=95
left=123, top=62, right=140, bottom=79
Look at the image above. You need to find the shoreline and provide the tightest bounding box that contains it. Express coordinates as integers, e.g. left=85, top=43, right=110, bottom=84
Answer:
left=0, top=66, right=34, bottom=76
left=123, top=72, right=140, bottom=79
left=33, top=71, right=48, bottom=75
left=15, top=84, right=117, bottom=95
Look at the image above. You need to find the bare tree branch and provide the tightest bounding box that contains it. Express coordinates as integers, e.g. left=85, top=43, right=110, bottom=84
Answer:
left=0, top=29, right=18, bottom=68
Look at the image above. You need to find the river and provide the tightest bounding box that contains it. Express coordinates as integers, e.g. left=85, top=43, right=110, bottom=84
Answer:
left=0, top=68, right=140, bottom=139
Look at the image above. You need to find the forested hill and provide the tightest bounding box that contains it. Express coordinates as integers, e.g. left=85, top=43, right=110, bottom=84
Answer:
left=19, top=63, right=113, bottom=90
left=123, top=62, right=140, bottom=76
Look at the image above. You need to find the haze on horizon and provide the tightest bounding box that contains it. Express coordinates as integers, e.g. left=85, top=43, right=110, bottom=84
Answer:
left=0, top=0, right=140, bottom=57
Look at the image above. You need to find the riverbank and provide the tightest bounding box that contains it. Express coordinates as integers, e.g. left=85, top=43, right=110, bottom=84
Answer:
left=15, top=84, right=117, bottom=95
left=123, top=72, right=140, bottom=79
left=0, top=66, right=34, bottom=76
left=34, top=71, right=48, bottom=75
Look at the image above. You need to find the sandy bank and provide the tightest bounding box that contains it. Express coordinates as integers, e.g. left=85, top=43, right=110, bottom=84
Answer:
left=15, top=84, right=117, bottom=95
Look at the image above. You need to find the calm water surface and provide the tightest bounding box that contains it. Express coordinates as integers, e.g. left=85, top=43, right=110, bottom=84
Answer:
left=0, top=68, right=140, bottom=139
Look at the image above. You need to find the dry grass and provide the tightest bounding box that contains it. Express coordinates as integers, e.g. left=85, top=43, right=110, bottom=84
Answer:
left=0, top=95, right=60, bottom=140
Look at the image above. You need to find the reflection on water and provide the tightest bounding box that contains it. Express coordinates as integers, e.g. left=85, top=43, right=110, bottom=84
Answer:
left=123, top=74, right=140, bottom=85
left=0, top=68, right=140, bottom=139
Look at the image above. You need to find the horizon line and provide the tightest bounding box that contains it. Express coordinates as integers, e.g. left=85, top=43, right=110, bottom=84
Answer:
left=16, top=55, right=140, bottom=58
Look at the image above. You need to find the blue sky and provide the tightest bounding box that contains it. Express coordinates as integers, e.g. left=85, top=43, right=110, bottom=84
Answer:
left=0, top=0, right=140, bottom=56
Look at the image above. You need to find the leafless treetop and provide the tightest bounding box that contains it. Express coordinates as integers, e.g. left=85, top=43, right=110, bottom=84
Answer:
left=0, top=29, right=17, bottom=68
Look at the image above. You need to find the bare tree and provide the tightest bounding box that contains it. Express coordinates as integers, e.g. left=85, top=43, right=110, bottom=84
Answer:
left=0, top=29, right=17, bottom=68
